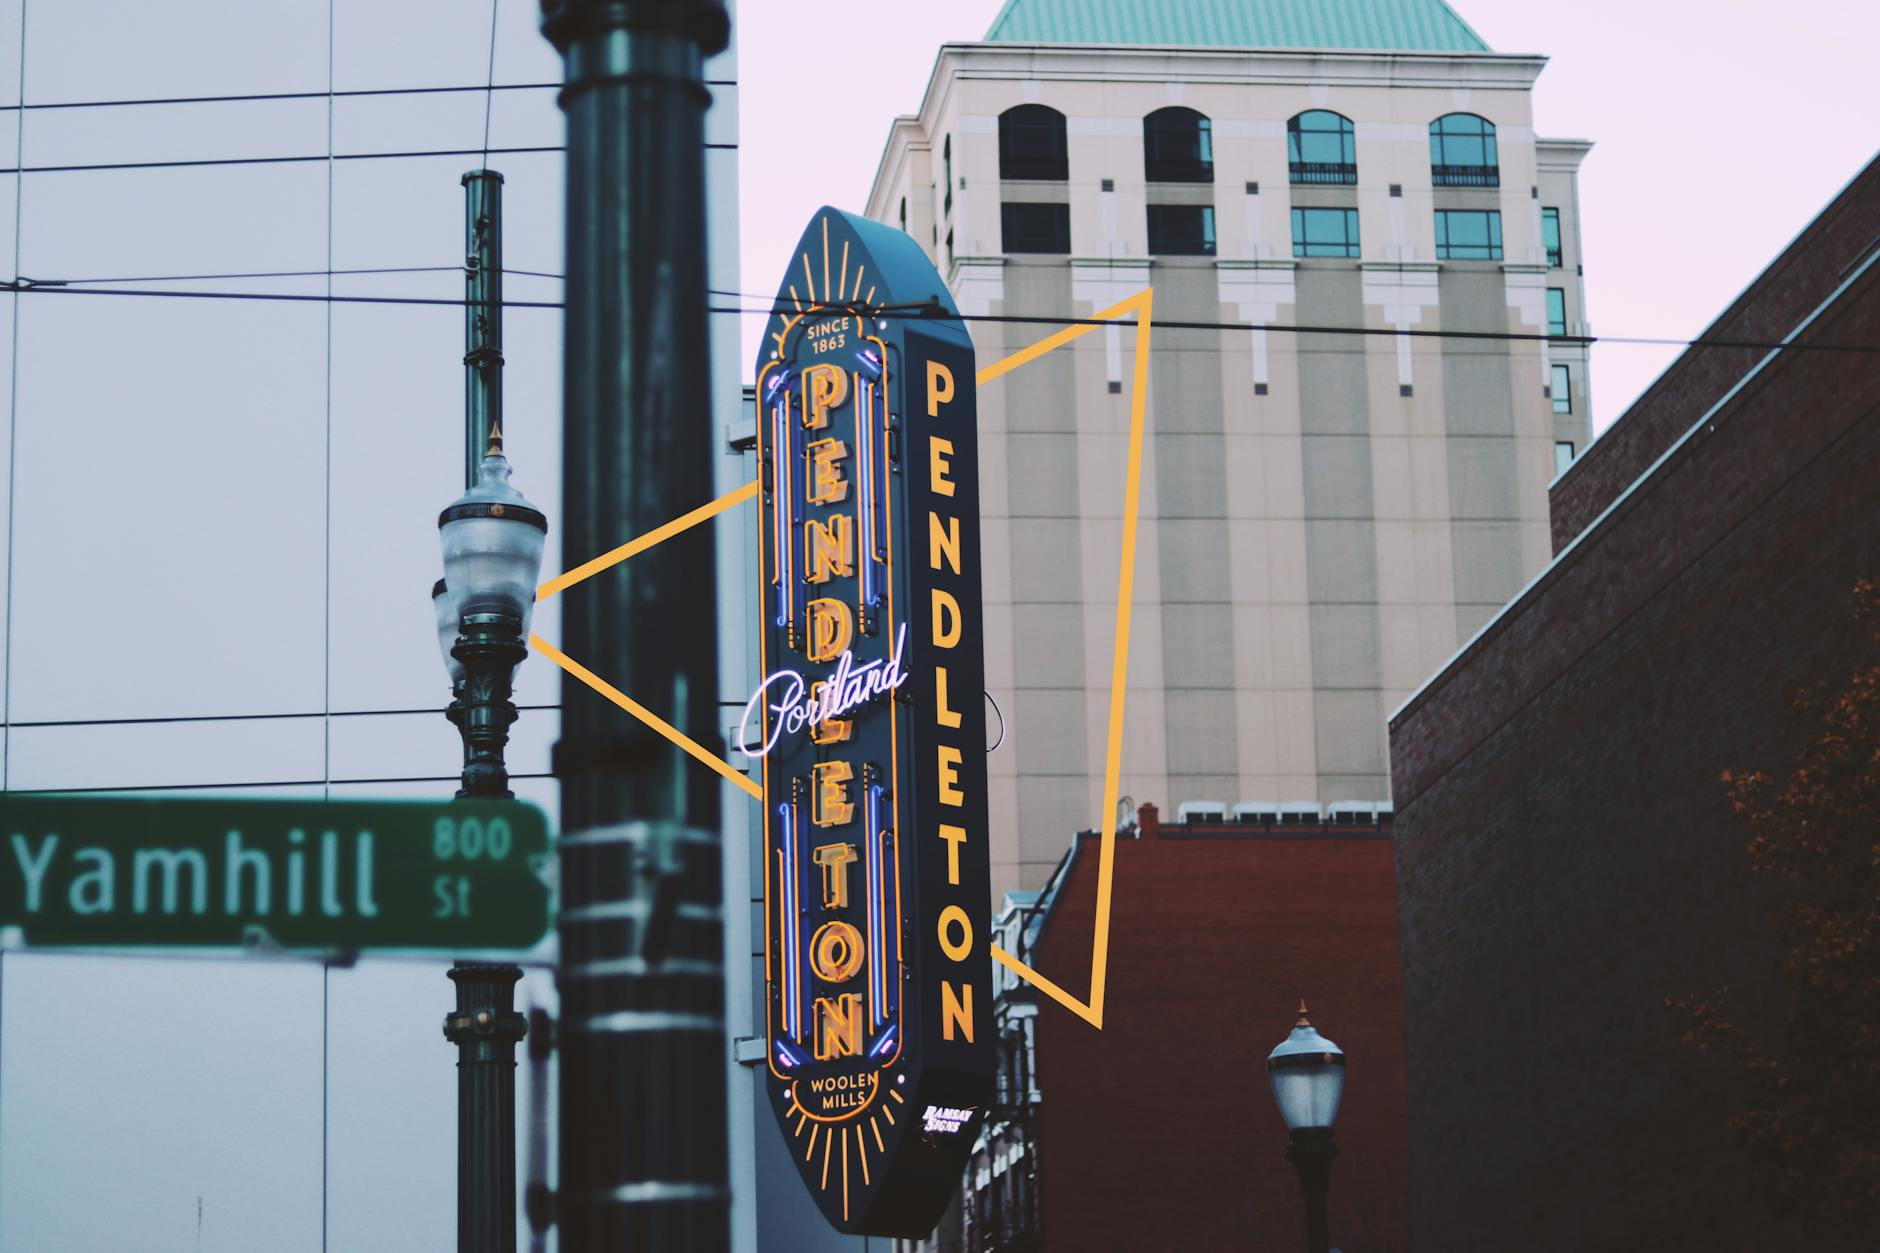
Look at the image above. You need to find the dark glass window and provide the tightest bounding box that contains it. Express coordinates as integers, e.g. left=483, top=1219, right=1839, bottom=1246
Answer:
left=898, top=197, right=907, bottom=234
left=1542, top=206, right=1563, bottom=266
left=943, top=136, right=953, bottom=215
left=1546, top=287, right=1567, bottom=336
left=1435, top=209, right=1502, bottom=260
left=1001, top=202, right=1070, bottom=254
left=1144, top=107, right=1213, bottom=183
left=999, top=105, right=1069, bottom=181
left=1288, top=110, right=1356, bottom=185
left=1554, top=440, right=1576, bottom=476
left=1146, top=204, right=1215, bottom=255
left=1551, top=363, right=1572, bottom=414
left=1429, top=113, right=1499, bottom=187
left=1291, top=206, right=1360, bottom=258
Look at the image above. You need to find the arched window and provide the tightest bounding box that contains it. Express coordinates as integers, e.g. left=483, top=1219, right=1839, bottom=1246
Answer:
left=1429, top=113, right=1499, bottom=187
left=999, top=104, right=1068, bottom=181
left=943, top=135, right=953, bottom=214
left=1287, top=110, right=1356, bottom=185
left=1143, top=107, right=1212, bottom=183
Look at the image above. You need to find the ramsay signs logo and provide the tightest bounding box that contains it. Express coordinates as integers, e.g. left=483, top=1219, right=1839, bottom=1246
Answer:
left=748, top=208, right=993, bottom=1237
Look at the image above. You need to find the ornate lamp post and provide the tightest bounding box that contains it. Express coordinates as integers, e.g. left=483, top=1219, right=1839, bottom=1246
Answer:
left=434, top=169, right=547, bottom=1253
left=436, top=426, right=547, bottom=799
left=1267, top=1002, right=1345, bottom=1253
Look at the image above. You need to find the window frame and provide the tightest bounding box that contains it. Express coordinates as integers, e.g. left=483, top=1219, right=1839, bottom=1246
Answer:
left=1541, top=206, right=1563, bottom=267
left=1554, top=440, right=1576, bottom=477
left=943, top=135, right=953, bottom=215
left=998, top=104, right=1069, bottom=182
left=1146, top=203, right=1216, bottom=256
left=1287, top=110, right=1357, bottom=185
left=1434, top=208, right=1503, bottom=260
left=1143, top=107, right=1214, bottom=183
left=1290, top=206, right=1361, bottom=258
left=1546, top=287, right=1568, bottom=337
left=1429, top=112, right=1500, bottom=187
left=1000, top=201, right=1072, bottom=255
left=1551, top=363, right=1572, bottom=414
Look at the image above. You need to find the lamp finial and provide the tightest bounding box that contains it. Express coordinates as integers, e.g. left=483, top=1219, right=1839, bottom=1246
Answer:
left=486, top=423, right=504, bottom=457
left=1296, top=999, right=1310, bottom=1027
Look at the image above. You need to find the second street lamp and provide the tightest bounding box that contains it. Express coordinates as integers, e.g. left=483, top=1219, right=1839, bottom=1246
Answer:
left=436, top=426, right=547, bottom=800
left=1267, top=1001, right=1345, bottom=1253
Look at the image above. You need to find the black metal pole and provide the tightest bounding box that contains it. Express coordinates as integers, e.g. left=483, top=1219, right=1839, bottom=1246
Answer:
left=540, top=0, right=731, bottom=1248
left=1285, top=1128, right=1338, bottom=1253
left=464, top=170, right=505, bottom=487
left=444, top=964, right=529, bottom=1253
left=446, top=170, right=526, bottom=1253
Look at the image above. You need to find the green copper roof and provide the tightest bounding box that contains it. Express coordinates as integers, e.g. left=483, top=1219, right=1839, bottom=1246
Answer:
left=984, top=0, right=1492, bottom=53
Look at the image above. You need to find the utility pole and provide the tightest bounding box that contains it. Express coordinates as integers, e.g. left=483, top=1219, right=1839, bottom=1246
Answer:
left=540, top=1, right=733, bottom=1249
left=441, top=168, right=531, bottom=1253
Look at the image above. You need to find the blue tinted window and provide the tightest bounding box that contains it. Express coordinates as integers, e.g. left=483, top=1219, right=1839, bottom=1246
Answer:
left=1542, top=207, right=1563, bottom=266
left=1430, top=113, right=1499, bottom=187
left=1291, top=207, right=1360, bottom=258
left=1145, top=108, right=1213, bottom=183
left=1551, top=363, right=1572, bottom=414
left=1435, top=209, right=1502, bottom=260
left=1546, top=288, right=1567, bottom=336
left=1288, top=110, right=1356, bottom=184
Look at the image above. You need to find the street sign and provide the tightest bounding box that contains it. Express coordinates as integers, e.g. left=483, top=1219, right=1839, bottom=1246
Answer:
left=0, top=795, right=551, bottom=951
left=747, top=208, right=995, bottom=1236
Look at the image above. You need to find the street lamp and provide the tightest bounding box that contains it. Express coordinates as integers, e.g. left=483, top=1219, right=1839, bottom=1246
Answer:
left=436, top=426, right=547, bottom=799
left=1267, top=1001, right=1345, bottom=1253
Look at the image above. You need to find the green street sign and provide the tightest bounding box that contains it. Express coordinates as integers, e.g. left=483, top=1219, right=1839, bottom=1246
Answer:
left=0, top=795, right=551, bottom=951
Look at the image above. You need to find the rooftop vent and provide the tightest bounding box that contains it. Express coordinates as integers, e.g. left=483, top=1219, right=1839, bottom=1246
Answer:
left=1232, top=801, right=1280, bottom=825
left=1327, top=800, right=1379, bottom=826
left=1176, top=800, right=1227, bottom=825
left=1279, top=800, right=1322, bottom=826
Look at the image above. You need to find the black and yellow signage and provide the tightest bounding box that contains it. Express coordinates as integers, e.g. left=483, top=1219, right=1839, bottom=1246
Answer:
left=742, top=208, right=993, bottom=1235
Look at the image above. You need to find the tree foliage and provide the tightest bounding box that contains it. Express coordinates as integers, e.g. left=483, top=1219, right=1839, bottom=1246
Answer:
left=1668, top=579, right=1880, bottom=1226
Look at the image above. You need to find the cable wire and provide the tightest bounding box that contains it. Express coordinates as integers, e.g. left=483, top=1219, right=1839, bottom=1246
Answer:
left=4, top=704, right=561, bottom=730
left=20, top=771, right=555, bottom=795
left=1, top=281, right=1873, bottom=354
left=480, top=0, right=502, bottom=169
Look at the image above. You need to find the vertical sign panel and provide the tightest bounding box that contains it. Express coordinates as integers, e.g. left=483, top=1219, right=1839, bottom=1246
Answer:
left=741, top=208, right=993, bottom=1236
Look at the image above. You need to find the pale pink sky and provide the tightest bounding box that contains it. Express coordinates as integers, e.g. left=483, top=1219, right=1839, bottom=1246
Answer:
left=738, top=0, right=1879, bottom=433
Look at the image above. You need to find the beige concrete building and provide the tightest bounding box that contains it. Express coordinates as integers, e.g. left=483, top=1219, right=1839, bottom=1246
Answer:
left=864, top=0, right=1593, bottom=902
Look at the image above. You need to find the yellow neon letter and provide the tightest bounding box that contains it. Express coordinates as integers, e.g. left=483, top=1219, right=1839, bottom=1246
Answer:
left=941, top=982, right=974, bottom=1043
left=938, top=822, right=966, bottom=886
left=926, top=360, right=954, bottom=418
left=929, top=437, right=956, bottom=497
left=806, top=598, right=853, bottom=663
left=806, top=438, right=849, bottom=505
left=929, top=511, right=960, bottom=574
left=803, top=364, right=850, bottom=430
left=809, top=920, right=866, bottom=983
left=814, top=993, right=863, bottom=1059
left=811, top=762, right=855, bottom=828
left=805, top=514, right=854, bottom=584
left=935, top=666, right=962, bottom=730
left=932, top=588, right=961, bottom=648
left=811, top=842, right=858, bottom=908
left=937, top=745, right=964, bottom=807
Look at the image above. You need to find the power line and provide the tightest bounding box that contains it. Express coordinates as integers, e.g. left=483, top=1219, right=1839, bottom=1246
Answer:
left=1, top=280, right=1874, bottom=353
left=0, top=140, right=735, bottom=177
left=0, top=79, right=734, bottom=114
left=4, top=704, right=561, bottom=730
left=15, top=771, right=556, bottom=796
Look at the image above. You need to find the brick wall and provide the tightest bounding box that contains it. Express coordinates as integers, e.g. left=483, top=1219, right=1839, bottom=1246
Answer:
left=1549, top=155, right=1880, bottom=552
left=1026, top=807, right=1408, bottom=1252
left=1390, top=177, right=1880, bottom=1249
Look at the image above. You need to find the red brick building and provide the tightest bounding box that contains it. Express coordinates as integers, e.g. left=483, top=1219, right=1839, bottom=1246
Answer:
left=1389, top=156, right=1880, bottom=1250
left=951, top=802, right=1409, bottom=1252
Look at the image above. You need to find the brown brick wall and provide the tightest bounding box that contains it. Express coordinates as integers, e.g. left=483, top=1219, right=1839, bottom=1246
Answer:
left=1390, top=197, right=1880, bottom=1248
left=1028, top=810, right=1408, bottom=1252
left=1549, top=155, right=1880, bottom=552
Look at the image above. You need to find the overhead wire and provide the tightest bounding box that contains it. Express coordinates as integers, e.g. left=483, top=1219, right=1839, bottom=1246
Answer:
left=0, top=280, right=1872, bottom=354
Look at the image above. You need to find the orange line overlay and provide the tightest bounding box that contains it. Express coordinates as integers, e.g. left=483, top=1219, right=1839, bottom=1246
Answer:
left=985, top=287, right=1154, bottom=1030
left=531, top=289, right=1155, bottom=1031
left=530, top=633, right=763, bottom=801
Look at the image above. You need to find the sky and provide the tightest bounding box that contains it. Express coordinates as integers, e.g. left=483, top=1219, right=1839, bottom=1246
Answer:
left=738, top=0, right=1880, bottom=434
